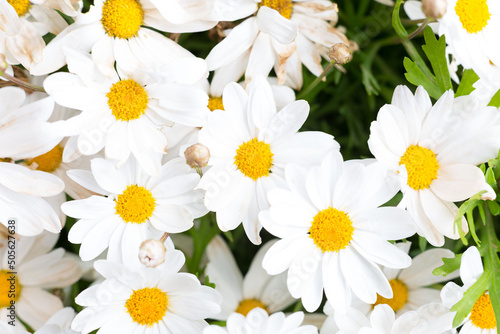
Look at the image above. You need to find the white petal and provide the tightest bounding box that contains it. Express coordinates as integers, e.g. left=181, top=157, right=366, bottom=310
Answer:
left=256, top=6, right=298, bottom=45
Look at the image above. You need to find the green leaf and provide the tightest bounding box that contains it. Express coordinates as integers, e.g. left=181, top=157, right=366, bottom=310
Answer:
left=432, top=253, right=462, bottom=277
left=451, top=270, right=491, bottom=327
left=488, top=89, right=500, bottom=108
left=487, top=200, right=500, bottom=216
left=403, top=57, right=442, bottom=99
left=454, top=191, right=487, bottom=245
left=418, top=235, right=427, bottom=252
left=421, top=27, right=453, bottom=93
left=455, top=69, right=479, bottom=97
left=392, top=0, right=407, bottom=39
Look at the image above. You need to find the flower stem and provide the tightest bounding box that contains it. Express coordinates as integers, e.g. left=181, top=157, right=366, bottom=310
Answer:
left=0, top=70, right=45, bottom=93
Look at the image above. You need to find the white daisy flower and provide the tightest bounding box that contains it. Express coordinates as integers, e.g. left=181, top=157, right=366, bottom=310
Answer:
left=62, top=156, right=207, bottom=269
left=260, top=151, right=416, bottom=312
left=350, top=243, right=459, bottom=316
left=438, top=0, right=500, bottom=85
left=0, top=0, right=77, bottom=71
left=205, top=235, right=295, bottom=320
left=204, top=308, right=318, bottom=334
left=197, top=76, right=339, bottom=244
left=0, top=232, right=82, bottom=330
left=29, top=0, right=222, bottom=75
left=44, top=50, right=209, bottom=176
left=71, top=251, right=222, bottom=334
left=206, top=0, right=351, bottom=89
left=368, top=85, right=500, bottom=247
left=441, top=246, right=497, bottom=333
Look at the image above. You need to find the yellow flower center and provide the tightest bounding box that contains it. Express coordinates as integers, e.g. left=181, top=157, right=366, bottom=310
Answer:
left=259, top=0, right=293, bottom=19
left=28, top=145, right=63, bottom=173
left=125, top=287, right=168, bottom=326
left=101, top=0, right=144, bottom=39
left=399, top=145, right=439, bottom=190
left=309, top=207, right=354, bottom=253
left=0, top=271, right=21, bottom=308
left=7, top=0, right=30, bottom=17
left=455, top=0, right=491, bottom=34
left=373, top=279, right=408, bottom=312
left=235, top=299, right=268, bottom=316
left=107, top=79, right=149, bottom=122
left=115, top=185, right=156, bottom=224
left=208, top=96, right=224, bottom=111
left=470, top=292, right=496, bottom=329
left=234, top=138, right=274, bottom=181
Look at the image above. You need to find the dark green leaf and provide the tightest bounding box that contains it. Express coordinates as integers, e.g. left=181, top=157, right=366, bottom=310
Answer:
left=455, top=69, right=479, bottom=97
left=403, top=57, right=442, bottom=99
left=421, top=27, right=452, bottom=93
left=392, top=0, right=408, bottom=39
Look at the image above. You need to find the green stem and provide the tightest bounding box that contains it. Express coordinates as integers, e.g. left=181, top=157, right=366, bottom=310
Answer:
left=297, top=61, right=336, bottom=99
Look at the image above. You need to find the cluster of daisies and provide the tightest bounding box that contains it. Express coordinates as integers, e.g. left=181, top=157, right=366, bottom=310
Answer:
left=0, top=0, right=499, bottom=333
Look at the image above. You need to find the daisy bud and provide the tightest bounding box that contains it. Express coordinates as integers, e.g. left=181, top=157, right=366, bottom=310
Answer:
left=184, top=143, right=210, bottom=168
left=328, top=43, right=352, bottom=65
left=138, top=239, right=166, bottom=267
left=0, top=54, right=7, bottom=74
left=422, top=0, right=446, bottom=20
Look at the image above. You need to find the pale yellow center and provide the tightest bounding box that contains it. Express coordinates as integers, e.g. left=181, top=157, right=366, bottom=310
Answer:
left=101, top=0, right=144, bottom=39
left=28, top=145, right=63, bottom=173
left=125, top=287, right=168, bottom=326
left=0, top=271, right=21, bottom=308
left=374, top=279, right=408, bottom=312
left=259, top=0, right=293, bottom=19
left=309, top=207, right=354, bottom=253
left=235, top=299, right=268, bottom=316
left=455, top=0, right=491, bottom=34
left=115, top=185, right=156, bottom=224
left=399, top=145, right=439, bottom=190
left=208, top=96, right=224, bottom=111
left=107, top=79, right=149, bottom=121
left=234, top=138, right=274, bottom=181
left=470, top=292, right=496, bottom=329
left=7, top=0, right=30, bottom=17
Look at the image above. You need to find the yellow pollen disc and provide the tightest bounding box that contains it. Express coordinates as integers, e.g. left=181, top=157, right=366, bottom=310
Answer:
left=107, top=79, right=149, bottom=122
left=259, top=0, right=293, bottom=19
left=208, top=96, right=224, bottom=111
left=0, top=271, right=21, bottom=308
left=236, top=299, right=268, bottom=316
left=309, top=207, right=354, bottom=253
left=374, top=279, right=408, bottom=312
left=455, top=0, right=491, bottom=34
left=101, top=0, right=144, bottom=39
left=115, top=185, right=156, bottom=224
left=470, top=292, right=496, bottom=329
left=234, top=138, right=274, bottom=181
left=7, top=0, right=30, bottom=17
left=125, top=287, right=168, bottom=326
left=399, top=145, right=439, bottom=190
left=28, top=145, right=63, bottom=173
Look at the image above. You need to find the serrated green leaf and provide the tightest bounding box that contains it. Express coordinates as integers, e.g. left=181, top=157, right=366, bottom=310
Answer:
left=488, top=89, right=500, bottom=108
left=421, top=27, right=452, bottom=93
left=392, top=0, right=407, bottom=39
left=403, top=57, right=442, bottom=99
left=451, top=270, right=490, bottom=327
left=455, top=69, right=479, bottom=97
left=432, top=253, right=462, bottom=277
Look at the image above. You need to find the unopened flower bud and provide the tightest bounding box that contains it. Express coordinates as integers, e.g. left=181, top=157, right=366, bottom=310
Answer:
left=184, top=143, right=210, bottom=168
left=422, top=0, right=446, bottom=20
left=0, top=54, right=7, bottom=73
left=328, top=43, right=352, bottom=65
left=138, top=239, right=166, bottom=267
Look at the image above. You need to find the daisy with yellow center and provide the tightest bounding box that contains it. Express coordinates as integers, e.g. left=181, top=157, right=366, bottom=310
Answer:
left=44, top=50, right=209, bottom=176
left=260, top=151, right=416, bottom=312
left=0, top=232, right=82, bottom=330
left=72, top=252, right=222, bottom=334
left=205, top=236, right=295, bottom=320
left=206, top=0, right=352, bottom=90
left=437, top=0, right=500, bottom=85
left=198, top=76, right=339, bottom=244
left=442, top=246, right=497, bottom=334
left=63, top=156, right=207, bottom=269
left=368, top=85, right=500, bottom=247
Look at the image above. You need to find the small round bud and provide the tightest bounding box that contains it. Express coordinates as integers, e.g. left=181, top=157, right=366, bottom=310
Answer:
left=138, top=239, right=166, bottom=267
left=0, top=54, right=7, bottom=73
left=422, top=0, right=446, bottom=20
left=184, top=143, right=210, bottom=168
left=328, top=43, right=352, bottom=65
